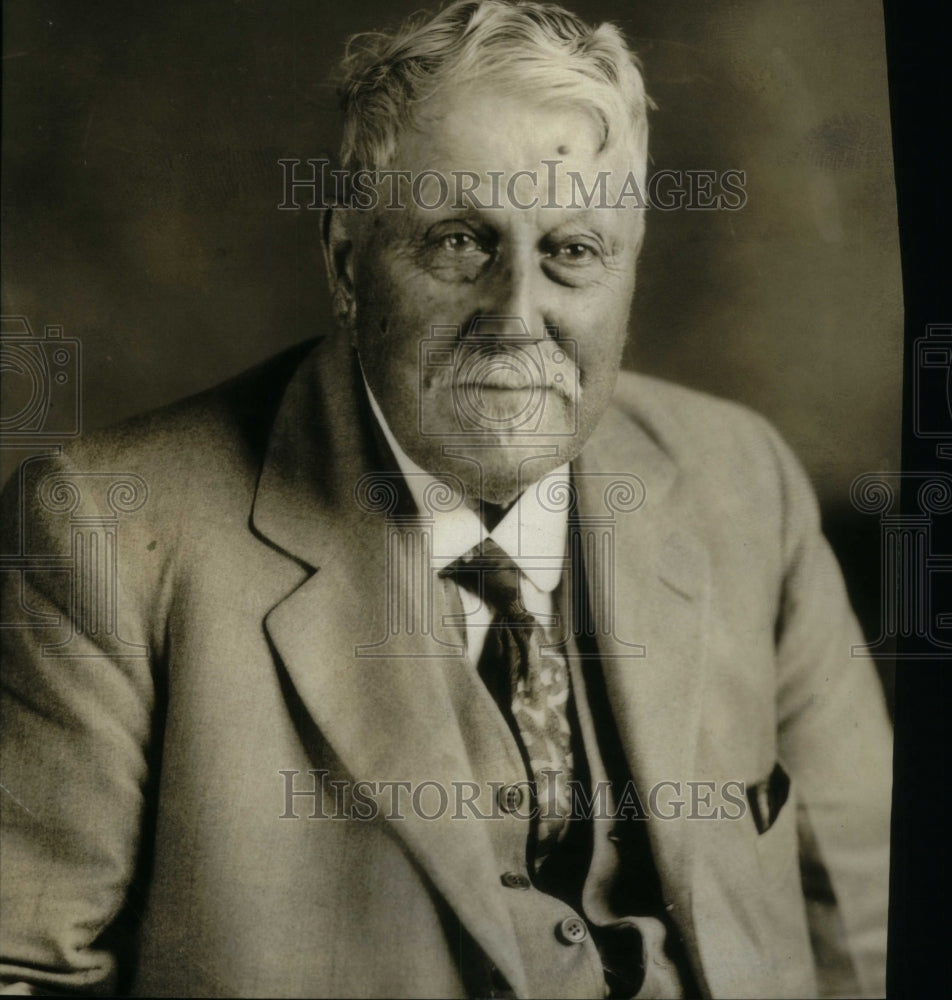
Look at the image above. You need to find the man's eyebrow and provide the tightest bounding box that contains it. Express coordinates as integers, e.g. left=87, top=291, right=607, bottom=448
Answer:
left=540, top=209, right=633, bottom=246
left=428, top=204, right=492, bottom=222
left=418, top=203, right=617, bottom=225
left=396, top=201, right=627, bottom=246
left=408, top=204, right=499, bottom=232
left=544, top=208, right=609, bottom=229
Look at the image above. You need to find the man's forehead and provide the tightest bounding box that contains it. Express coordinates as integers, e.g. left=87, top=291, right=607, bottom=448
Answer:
left=400, top=84, right=605, bottom=170
left=364, top=116, right=631, bottom=225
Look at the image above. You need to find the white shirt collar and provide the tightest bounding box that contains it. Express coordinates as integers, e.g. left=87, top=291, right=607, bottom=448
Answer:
left=363, top=377, right=567, bottom=593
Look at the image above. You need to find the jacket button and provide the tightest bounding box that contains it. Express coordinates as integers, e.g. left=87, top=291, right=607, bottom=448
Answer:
left=500, top=871, right=530, bottom=890
left=499, top=783, right=526, bottom=813
left=556, top=916, right=588, bottom=944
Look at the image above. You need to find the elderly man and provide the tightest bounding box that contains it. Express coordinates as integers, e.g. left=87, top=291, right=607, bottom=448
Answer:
left=0, top=1, right=891, bottom=997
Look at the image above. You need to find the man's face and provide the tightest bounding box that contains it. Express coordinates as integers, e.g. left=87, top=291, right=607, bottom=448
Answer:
left=346, top=84, right=643, bottom=506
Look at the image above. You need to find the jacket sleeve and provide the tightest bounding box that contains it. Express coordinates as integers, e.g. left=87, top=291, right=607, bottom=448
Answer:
left=763, top=421, right=892, bottom=998
left=1, top=450, right=155, bottom=996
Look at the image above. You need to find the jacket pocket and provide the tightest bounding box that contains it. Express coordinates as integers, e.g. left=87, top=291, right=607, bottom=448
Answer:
left=750, top=762, right=798, bottom=887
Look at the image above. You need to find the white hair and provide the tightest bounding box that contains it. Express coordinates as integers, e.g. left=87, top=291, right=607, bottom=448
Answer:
left=336, top=0, right=650, bottom=182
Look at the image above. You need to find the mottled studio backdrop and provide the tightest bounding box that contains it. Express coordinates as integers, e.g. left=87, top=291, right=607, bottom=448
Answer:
left=1, top=0, right=901, bottom=698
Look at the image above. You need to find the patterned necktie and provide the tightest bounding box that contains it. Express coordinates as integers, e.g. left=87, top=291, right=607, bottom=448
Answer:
left=448, top=538, right=575, bottom=869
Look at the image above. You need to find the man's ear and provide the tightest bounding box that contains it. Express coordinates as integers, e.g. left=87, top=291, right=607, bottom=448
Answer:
left=321, top=207, right=356, bottom=329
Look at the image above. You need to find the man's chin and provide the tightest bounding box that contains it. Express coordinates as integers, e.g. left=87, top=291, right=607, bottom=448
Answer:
left=420, top=439, right=579, bottom=507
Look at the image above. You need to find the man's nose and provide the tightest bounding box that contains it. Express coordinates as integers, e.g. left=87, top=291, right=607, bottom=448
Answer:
left=468, top=252, right=548, bottom=341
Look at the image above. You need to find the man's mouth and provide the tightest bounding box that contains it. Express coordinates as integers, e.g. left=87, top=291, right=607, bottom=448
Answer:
left=461, top=353, right=536, bottom=390
left=458, top=375, right=539, bottom=391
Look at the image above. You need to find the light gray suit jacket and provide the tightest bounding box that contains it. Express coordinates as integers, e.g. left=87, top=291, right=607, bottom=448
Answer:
left=0, top=334, right=891, bottom=998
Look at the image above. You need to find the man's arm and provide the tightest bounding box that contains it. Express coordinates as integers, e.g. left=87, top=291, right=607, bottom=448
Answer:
left=1, top=451, right=155, bottom=995
left=764, top=420, right=892, bottom=998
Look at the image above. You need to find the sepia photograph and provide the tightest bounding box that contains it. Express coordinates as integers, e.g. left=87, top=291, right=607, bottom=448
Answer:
left=0, top=1, right=916, bottom=997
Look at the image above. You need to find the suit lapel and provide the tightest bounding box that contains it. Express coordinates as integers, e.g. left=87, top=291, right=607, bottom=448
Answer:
left=574, top=401, right=711, bottom=978
left=253, top=337, right=528, bottom=997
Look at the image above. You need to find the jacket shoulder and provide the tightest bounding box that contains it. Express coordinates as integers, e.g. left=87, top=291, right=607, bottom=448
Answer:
left=1, top=339, right=321, bottom=562
left=53, top=338, right=319, bottom=482
left=611, top=370, right=820, bottom=550
left=612, top=370, right=777, bottom=454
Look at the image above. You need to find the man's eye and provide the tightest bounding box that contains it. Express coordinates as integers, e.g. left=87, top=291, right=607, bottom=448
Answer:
left=556, top=242, right=597, bottom=262
left=439, top=233, right=482, bottom=252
